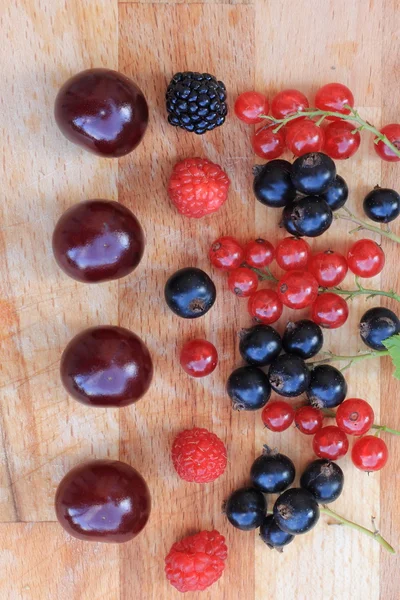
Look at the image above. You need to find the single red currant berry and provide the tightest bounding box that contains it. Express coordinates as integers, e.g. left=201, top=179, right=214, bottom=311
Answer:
left=312, top=425, right=349, bottom=460
left=347, top=239, right=385, bottom=278
left=351, top=435, right=388, bottom=472
left=251, top=125, right=286, bottom=160
left=285, top=119, right=325, bottom=156
left=248, top=289, right=283, bottom=325
left=271, top=89, right=309, bottom=119
left=323, top=121, right=361, bottom=159
left=261, top=401, right=295, bottom=432
left=295, top=406, right=324, bottom=435
left=244, top=239, right=274, bottom=268
left=228, top=267, right=258, bottom=297
left=209, top=236, right=244, bottom=271
left=234, top=91, right=269, bottom=125
left=311, top=293, right=349, bottom=329
left=180, top=339, right=218, bottom=378
left=308, top=250, right=348, bottom=287
left=275, top=237, right=311, bottom=271
left=315, top=83, right=354, bottom=119
left=336, top=398, right=374, bottom=436
left=374, top=124, right=400, bottom=162
left=277, top=270, right=319, bottom=309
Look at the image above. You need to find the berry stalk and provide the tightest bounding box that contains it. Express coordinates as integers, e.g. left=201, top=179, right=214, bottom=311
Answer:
left=249, top=266, right=279, bottom=283
left=308, top=349, right=389, bottom=371
left=331, top=276, right=400, bottom=303
left=335, top=207, right=400, bottom=245
left=323, top=409, right=400, bottom=437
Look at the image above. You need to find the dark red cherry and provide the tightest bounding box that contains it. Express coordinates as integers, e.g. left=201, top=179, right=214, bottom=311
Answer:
left=54, top=69, right=149, bottom=157
left=55, top=459, right=151, bottom=543
left=60, top=326, right=153, bottom=407
left=52, top=200, right=145, bottom=283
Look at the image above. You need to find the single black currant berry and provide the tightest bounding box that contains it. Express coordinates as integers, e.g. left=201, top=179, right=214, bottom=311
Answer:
left=363, top=187, right=400, bottom=223
left=268, top=354, right=310, bottom=397
left=282, top=319, right=324, bottom=359
left=227, top=366, right=271, bottom=410
left=319, top=174, right=349, bottom=211
left=259, top=515, right=294, bottom=550
left=253, top=160, right=297, bottom=208
left=306, top=365, right=347, bottom=409
left=290, top=196, right=333, bottom=237
left=359, top=306, right=400, bottom=350
left=250, top=446, right=295, bottom=494
left=291, top=152, right=336, bottom=195
left=300, top=459, right=344, bottom=504
left=164, top=267, right=216, bottom=318
left=239, top=324, right=282, bottom=367
left=273, top=488, right=320, bottom=535
left=224, top=486, right=267, bottom=531
left=280, top=200, right=304, bottom=236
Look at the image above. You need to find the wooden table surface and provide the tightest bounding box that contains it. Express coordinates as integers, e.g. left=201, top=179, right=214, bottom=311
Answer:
left=1, top=1, right=399, bottom=598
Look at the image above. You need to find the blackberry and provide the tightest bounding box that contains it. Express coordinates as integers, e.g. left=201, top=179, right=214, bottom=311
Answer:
left=166, top=72, right=227, bottom=134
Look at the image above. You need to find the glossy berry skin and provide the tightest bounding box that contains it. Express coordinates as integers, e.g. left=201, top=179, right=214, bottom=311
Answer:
left=374, top=124, right=400, bottom=162
left=277, top=270, right=319, bottom=309
left=307, top=365, right=347, bottom=409
left=239, top=324, right=282, bottom=367
left=253, top=160, right=297, bottom=208
left=323, top=121, right=361, bottom=159
left=271, top=89, right=309, bottom=119
left=308, top=250, right=348, bottom=287
left=363, top=187, right=400, bottom=223
left=290, top=196, right=333, bottom=237
left=320, top=175, right=349, bottom=211
left=336, top=398, right=374, bottom=436
left=209, top=236, right=244, bottom=271
left=359, top=307, right=400, bottom=350
left=273, top=488, right=320, bottom=535
left=280, top=200, right=303, bottom=236
left=60, top=326, right=153, bottom=407
left=315, top=83, right=354, bottom=118
left=351, top=436, right=389, bottom=472
left=259, top=515, right=294, bottom=550
left=311, top=293, right=349, bottom=329
left=261, top=401, right=295, bottom=432
left=295, top=406, right=324, bottom=435
left=54, top=69, right=148, bottom=157
left=285, top=119, right=325, bottom=156
left=165, top=267, right=216, bottom=318
left=52, top=200, right=145, bottom=283
left=234, top=91, right=269, bottom=124
left=248, top=289, right=283, bottom=324
left=228, top=267, right=258, bottom=297
left=252, top=126, right=286, bottom=160
left=244, top=239, right=274, bottom=268
left=225, top=487, right=267, bottom=530
left=268, top=354, right=311, bottom=398
left=282, top=319, right=323, bottom=359
left=180, top=339, right=218, bottom=377
left=312, top=426, right=349, bottom=460
left=347, top=239, right=385, bottom=278
left=275, top=237, right=311, bottom=271
left=227, top=366, right=271, bottom=411
left=171, top=428, right=227, bottom=483
left=300, top=459, right=344, bottom=504
left=291, top=152, right=336, bottom=195
left=250, top=447, right=295, bottom=493
left=55, top=460, right=151, bottom=543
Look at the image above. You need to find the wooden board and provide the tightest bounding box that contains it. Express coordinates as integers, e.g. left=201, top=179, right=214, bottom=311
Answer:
left=0, top=0, right=399, bottom=598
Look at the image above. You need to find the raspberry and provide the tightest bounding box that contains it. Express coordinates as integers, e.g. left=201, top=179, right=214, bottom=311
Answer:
left=171, top=427, right=227, bottom=483
left=168, top=158, right=230, bottom=218
left=165, top=530, right=227, bottom=593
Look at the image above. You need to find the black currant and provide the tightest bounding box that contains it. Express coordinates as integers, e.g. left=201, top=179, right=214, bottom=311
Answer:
left=291, top=152, right=336, bottom=195
left=290, top=196, right=333, bottom=237
left=282, top=319, right=324, bottom=359
left=363, top=187, right=400, bottom=223
left=300, top=459, right=344, bottom=504
left=164, top=267, right=216, bottom=318
left=224, top=486, right=266, bottom=531
left=306, top=365, right=347, bottom=409
left=250, top=446, right=295, bottom=494
left=359, top=306, right=400, bottom=350
left=268, top=354, right=310, bottom=397
left=227, top=366, right=271, bottom=410
left=280, top=200, right=304, bottom=237
left=319, top=174, right=348, bottom=211
left=239, top=324, right=282, bottom=367
left=259, top=515, right=294, bottom=550
left=273, top=488, right=320, bottom=535
left=253, top=160, right=297, bottom=208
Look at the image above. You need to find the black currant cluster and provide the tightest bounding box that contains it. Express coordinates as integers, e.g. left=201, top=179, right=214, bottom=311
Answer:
left=363, top=186, right=400, bottom=224
left=224, top=446, right=344, bottom=550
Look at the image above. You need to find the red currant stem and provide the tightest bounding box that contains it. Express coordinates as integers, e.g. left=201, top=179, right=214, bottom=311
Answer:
left=322, top=409, right=400, bottom=436
left=249, top=266, right=279, bottom=283
left=334, top=207, right=400, bottom=244
left=308, top=349, right=389, bottom=368
left=331, top=276, right=400, bottom=303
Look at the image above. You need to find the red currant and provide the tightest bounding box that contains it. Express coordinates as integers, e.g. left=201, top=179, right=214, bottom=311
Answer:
left=244, top=239, right=274, bottom=268
left=311, top=293, right=349, bottom=329
left=351, top=435, right=388, bottom=471
left=312, top=425, right=349, bottom=460
left=248, top=289, right=283, bottom=324
left=209, top=236, right=244, bottom=271
left=347, top=239, right=385, bottom=278
left=308, top=250, right=348, bottom=287
left=251, top=125, right=285, bottom=159
left=271, top=89, right=309, bottom=119
left=374, top=123, right=400, bottom=162
left=285, top=119, right=325, bottom=156
left=336, top=398, right=374, bottom=436
left=323, top=121, right=361, bottom=159
left=228, top=267, right=258, bottom=297
left=180, top=339, right=218, bottom=378
left=277, top=270, right=319, bottom=309
left=295, top=406, right=324, bottom=435
left=275, top=237, right=311, bottom=271
left=261, top=401, right=295, bottom=432
left=234, top=91, right=269, bottom=125
left=315, top=83, right=354, bottom=119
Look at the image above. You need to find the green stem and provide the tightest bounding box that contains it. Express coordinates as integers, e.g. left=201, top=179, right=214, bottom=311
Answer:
left=331, top=276, right=400, bottom=302
left=308, top=350, right=389, bottom=368
left=322, top=409, right=400, bottom=436
left=334, top=207, right=400, bottom=244
left=249, top=266, right=279, bottom=283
